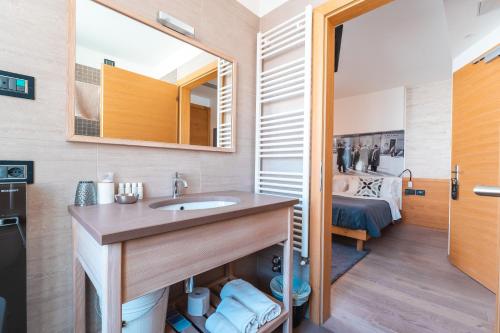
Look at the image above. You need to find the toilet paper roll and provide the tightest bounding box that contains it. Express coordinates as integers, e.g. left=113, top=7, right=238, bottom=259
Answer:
left=97, top=182, right=115, bottom=204
left=188, top=287, right=210, bottom=317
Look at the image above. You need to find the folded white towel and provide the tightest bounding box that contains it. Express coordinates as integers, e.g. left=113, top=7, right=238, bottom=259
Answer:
left=220, top=279, right=281, bottom=327
left=216, top=296, right=258, bottom=333
left=205, top=312, right=239, bottom=333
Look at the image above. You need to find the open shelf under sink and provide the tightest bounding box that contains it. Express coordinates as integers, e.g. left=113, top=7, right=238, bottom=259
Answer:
left=167, top=276, right=288, bottom=333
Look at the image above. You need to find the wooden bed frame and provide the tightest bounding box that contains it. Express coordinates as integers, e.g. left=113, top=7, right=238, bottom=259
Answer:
left=331, top=225, right=371, bottom=251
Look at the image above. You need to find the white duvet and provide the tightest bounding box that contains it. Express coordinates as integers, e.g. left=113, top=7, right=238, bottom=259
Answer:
left=332, top=192, right=402, bottom=221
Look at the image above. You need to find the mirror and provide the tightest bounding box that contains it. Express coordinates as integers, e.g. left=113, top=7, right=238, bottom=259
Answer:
left=70, top=0, right=235, bottom=150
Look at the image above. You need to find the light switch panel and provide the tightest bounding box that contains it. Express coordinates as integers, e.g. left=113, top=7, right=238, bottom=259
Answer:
left=0, top=70, right=35, bottom=100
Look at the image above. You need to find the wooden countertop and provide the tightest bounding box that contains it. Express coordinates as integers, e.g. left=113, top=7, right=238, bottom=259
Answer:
left=68, top=191, right=298, bottom=245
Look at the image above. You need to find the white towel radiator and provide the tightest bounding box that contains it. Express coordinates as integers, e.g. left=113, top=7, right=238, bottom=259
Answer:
left=217, top=58, right=233, bottom=148
left=254, top=6, right=312, bottom=260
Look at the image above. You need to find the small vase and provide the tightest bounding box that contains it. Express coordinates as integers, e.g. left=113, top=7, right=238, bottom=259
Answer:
left=74, top=181, right=97, bottom=206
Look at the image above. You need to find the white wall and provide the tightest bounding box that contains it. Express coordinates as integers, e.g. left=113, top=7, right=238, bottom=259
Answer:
left=176, top=52, right=218, bottom=81
left=333, top=87, right=405, bottom=135
left=333, top=82, right=452, bottom=180
left=453, top=25, right=500, bottom=72
left=405, top=80, right=452, bottom=179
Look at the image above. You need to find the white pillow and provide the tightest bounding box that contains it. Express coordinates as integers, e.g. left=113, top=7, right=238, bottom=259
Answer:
left=391, top=178, right=402, bottom=197
left=333, top=177, right=348, bottom=192
left=380, top=178, right=394, bottom=197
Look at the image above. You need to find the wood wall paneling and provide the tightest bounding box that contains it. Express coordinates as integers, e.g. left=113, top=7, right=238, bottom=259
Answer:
left=100, top=64, right=178, bottom=143
left=450, top=58, right=500, bottom=293
left=402, top=178, right=450, bottom=230
left=189, top=104, right=211, bottom=146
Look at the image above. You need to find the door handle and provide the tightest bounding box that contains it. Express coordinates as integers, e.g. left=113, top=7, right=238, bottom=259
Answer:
left=473, top=185, right=500, bottom=197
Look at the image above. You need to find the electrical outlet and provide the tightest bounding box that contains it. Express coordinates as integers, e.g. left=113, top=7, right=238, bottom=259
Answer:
left=272, top=255, right=282, bottom=273
left=416, top=189, right=426, bottom=196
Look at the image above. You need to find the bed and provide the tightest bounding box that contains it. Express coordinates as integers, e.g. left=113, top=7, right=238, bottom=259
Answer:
left=332, top=175, right=402, bottom=251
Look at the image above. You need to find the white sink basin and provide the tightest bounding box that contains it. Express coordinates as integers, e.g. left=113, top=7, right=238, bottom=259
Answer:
left=153, top=200, right=237, bottom=211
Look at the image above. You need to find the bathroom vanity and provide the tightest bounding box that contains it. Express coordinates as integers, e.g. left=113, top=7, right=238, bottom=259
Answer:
left=69, top=191, right=297, bottom=333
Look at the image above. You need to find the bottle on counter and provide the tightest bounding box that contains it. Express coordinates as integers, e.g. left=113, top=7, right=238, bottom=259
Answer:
left=132, top=183, right=138, bottom=196
left=125, top=183, right=132, bottom=194
left=118, top=183, right=125, bottom=195
left=138, top=182, right=144, bottom=200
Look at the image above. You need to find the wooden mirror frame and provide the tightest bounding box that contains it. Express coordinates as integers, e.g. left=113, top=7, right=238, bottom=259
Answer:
left=66, top=0, right=237, bottom=152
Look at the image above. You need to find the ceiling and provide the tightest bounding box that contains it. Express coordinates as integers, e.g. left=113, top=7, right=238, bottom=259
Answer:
left=76, top=0, right=205, bottom=78
left=444, top=0, right=500, bottom=58
left=334, top=0, right=452, bottom=98
left=236, top=0, right=289, bottom=17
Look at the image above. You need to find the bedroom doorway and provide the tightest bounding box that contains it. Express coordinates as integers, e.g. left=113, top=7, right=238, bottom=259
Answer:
left=308, top=0, right=394, bottom=324
left=308, top=0, right=498, bottom=330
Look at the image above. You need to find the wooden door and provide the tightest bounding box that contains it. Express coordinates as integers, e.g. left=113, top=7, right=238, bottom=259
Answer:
left=450, top=55, right=500, bottom=292
left=101, top=64, right=178, bottom=143
left=189, top=103, right=211, bottom=146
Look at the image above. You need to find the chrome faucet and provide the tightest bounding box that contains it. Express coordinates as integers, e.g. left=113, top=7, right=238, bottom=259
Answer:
left=172, top=172, right=188, bottom=198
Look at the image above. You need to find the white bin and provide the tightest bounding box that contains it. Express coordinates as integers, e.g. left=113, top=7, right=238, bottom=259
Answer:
left=99, top=287, right=169, bottom=333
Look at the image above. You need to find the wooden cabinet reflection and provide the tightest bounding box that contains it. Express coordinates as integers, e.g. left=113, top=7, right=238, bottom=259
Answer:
left=101, top=64, right=178, bottom=143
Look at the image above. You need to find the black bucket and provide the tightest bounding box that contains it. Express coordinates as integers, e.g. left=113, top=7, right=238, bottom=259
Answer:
left=292, top=300, right=309, bottom=328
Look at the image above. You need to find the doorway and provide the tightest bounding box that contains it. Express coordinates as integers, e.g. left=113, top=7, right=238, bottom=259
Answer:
left=309, top=0, right=395, bottom=323
left=308, top=0, right=499, bottom=330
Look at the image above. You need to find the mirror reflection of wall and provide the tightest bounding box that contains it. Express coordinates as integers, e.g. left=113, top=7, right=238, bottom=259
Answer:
left=73, top=0, right=234, bottom=149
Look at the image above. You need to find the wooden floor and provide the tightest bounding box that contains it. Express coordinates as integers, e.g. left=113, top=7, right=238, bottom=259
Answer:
left=323, top=224, right=496, bottom=333
left=293, top=319, right=333, bottom=332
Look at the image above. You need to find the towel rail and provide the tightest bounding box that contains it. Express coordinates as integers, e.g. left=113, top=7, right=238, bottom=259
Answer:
left=261, top=63, right=304, bottom=82
left=262, top=32, right=305, bottom=54
left=262, top=23, right=305, bottom=49
left=261, top=78, right=305, bottom=94
left=260, top=90, right=304, bottom=104
left=260, top=58, right=304, bottom=77
left=262, top=38, right=306, bottom=60
left=255, top=5, right=312, bottom=260
left=260, top=109, right=304, bottom=120
left=259, top=171, right=302, bottom=176
left=261, top=11, right=305, bottom=38
left=216, top=59, right=233, bottom=148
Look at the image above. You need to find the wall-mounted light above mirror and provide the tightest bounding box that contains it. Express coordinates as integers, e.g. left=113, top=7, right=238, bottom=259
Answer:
left=67, top=0, right=236, bottom=152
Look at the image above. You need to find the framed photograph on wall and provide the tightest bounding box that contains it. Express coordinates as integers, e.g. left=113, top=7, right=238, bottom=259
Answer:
left=333, top=130, right=404, bottom=176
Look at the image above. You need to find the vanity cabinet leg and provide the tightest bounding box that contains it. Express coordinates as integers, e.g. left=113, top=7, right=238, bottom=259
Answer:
left=73, top=255, right=86, bottom=333
left=282, top=207, right=294, bottom=333
left=101, top=243, right=123, bottom=333
left=73, top=221, right=86, bottom=333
